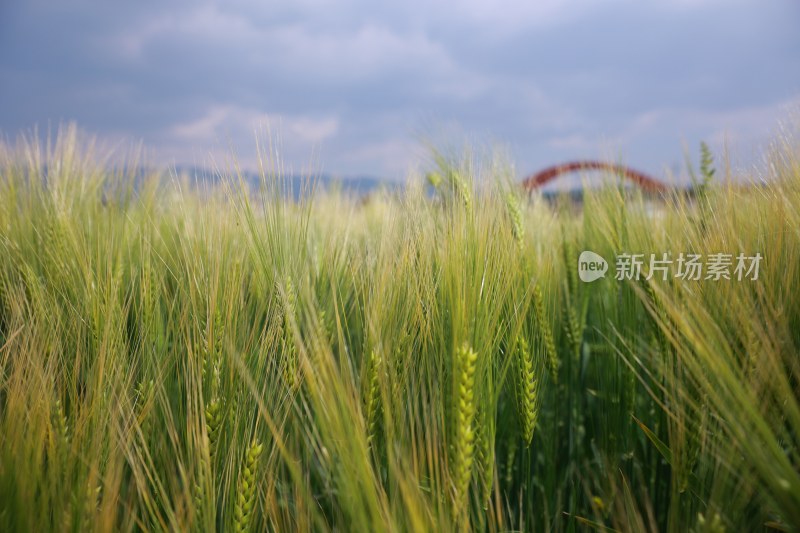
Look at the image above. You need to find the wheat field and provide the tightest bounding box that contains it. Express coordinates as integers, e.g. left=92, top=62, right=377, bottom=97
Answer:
left=0, top=125, right=799, bottom=531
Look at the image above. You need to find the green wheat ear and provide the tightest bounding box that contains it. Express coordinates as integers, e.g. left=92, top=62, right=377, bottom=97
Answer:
left=699, top=141, right=716, bottom=185
left=450, top=170, right=472, bottom=211
left=134, top=378, right=154, bottom=436
left=281, top=276, right=298, bottom=389
left=453, top=342, right=478, bottom=516
left=202, top=328, right=225, bottom=463
left=234, top=440, right=263, bottom=533
left=505, top=191, right=525, bottom=249
left=696, top=511, right=726, bottom=533
left=532, top=283, right=559, bottom=382
left=474, top=405, right=495, bottom=507
left=515, top=336, right=538, bottom=445
left=213, top=308, right=225, bottom=363
left=426, top=171, right=443, bottom=189
left=201, top=310, right=224, bottom=395
left=202, top=310, right=226, bottom=462
left=52, top=398, right=70, bottom=447
left=78, top=480, right=101, bottom=531
left=563, top=297, right=583, bottom=360
left=504, top=438, right=517, bottom=487
left=363, top=349, right=382, bottom=448
left=563, top=237, right=578, bottom=299
left=204, top=396, right=223, bottom=462
left=193, top=451, right=211, bottom=527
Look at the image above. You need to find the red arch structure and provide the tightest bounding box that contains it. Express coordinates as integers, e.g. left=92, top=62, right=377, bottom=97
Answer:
left=521, top=160, right=668, bottom=192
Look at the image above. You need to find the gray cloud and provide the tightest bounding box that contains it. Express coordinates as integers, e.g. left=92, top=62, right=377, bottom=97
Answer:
left=1, top=0, right=799, bottom=181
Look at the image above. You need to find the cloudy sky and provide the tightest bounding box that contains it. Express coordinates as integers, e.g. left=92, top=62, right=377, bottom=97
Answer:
left=1, top=0, right=798, bottom=183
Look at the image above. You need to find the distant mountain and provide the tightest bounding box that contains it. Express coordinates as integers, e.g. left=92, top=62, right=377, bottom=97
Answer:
left=170, top=166, right=397, bottom=197
left=155, top=166, right=691, bottom=201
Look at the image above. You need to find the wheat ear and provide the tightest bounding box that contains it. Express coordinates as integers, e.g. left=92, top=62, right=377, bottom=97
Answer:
left=234, top=440, right=263, bottom=533
left=515, top=336, right=538, bottom=445
left=453, top=342, right=478, bottom=514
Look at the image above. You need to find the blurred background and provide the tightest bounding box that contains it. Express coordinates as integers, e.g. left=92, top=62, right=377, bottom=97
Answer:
left=1, top=0, right=799, bottom=185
